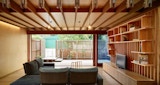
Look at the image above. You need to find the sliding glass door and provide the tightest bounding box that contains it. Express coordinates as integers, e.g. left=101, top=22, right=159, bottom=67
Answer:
left=97, top=34, right=110, bottom=64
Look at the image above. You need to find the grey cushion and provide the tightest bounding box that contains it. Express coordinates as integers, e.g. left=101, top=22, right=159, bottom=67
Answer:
left=35, top=58, right=44, bottom=68
left=40, top=68, right=69, bottom=84
left=10, top=75, right=40, bottom=85
left=69, top=67, right=98, bottom=84
left=23, top=60, right=39, bottom=75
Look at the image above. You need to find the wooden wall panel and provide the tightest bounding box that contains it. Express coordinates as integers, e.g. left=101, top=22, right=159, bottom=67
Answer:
left=108, top=9, right=157, bottom=80
left=156, top=7, right=160, bottom=85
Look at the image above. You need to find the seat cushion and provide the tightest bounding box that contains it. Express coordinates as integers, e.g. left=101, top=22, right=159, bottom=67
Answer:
left=69, top=67, right=98, bottom=84
left=40, top=67, right=69, bottom=84
left=10, top=75, right=40, bottom=85
left=23, top=60, right=39, bottom=75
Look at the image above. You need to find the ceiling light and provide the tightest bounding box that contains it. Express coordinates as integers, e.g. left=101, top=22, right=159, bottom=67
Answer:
left=47, top=25, right=51, bottom=29
left=88, top=25, right=92, bottom=29
left=144, top=0, right=152, bottom=8
left=88, top=15, right=92, bottom=30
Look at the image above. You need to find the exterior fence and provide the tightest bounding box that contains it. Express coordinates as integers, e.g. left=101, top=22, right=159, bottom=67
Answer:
left=56, top=40, right=93, bottom=60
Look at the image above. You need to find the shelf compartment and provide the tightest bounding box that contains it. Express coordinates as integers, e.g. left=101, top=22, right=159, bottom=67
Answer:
left=141, top=15, right=153, bottom=28
left=119, top=25, right=128, bottom=33
left=122, top=31, right=138, bottom=41
left=114, top=28, right=119, bottom=34
left=109, top=37, right=114, bottom=42
left=141, top=42, right=153, bottom=52
left=139, top=29, right=154, bottom=40
left=115, top=35, right=121, bottom=42
left=121, top=27, right=154, bottom=35
left=108, top=40, right=153, bottom=44
left=109, top=33, right=121, bottom=37
left=131, top=51, right=154, bottom=54
left=108, top=30, right=114, bottom=36
left=131, top=61, right=153, bottom=66
left=128, top=19, right=141, bottom=31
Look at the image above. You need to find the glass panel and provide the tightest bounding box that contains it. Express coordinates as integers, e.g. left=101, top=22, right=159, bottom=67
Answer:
left=98, top=34, right=110, bottom=64
left=31, top=34, right=93, bottom=60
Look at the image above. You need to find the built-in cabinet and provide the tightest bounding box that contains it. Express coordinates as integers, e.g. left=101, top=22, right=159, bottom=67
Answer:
left=106, top=12, right=156, bottom=81
left=103, top=63, right=155, bottom=85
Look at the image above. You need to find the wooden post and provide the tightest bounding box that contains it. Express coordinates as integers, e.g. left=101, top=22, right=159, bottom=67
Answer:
left=93, top=34, right=98, bottom=66
left=27, top=34, right=31, bottom=61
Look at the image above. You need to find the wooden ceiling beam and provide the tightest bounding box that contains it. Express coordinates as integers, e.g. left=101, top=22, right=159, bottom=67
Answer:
left=0, top=3, right=37, bottom=28
left=0, top=18, right=30, bottom=30
left=90, top=1, right=110, bottom=27
left=59, top=7, right=68, bottom=30
left=27, top=30, right=107, bottom=34
left=105, top=0, right=144, bottom=28
left=80, top=1, right=94, bottom=30
left=95, top=0, right=127, bottom=30
left=9, top=0, right=46, bottom=30
left=26, top=0, right=53, bottom=30
left=0, top=14, right=29, bottom=28
left=7, top=8, right=104, bottom=12
left=108, top=0, right=160, bottom=28
left=74, top=7, right=78, bottom=30
left=43, top=1, right=62, bottom=30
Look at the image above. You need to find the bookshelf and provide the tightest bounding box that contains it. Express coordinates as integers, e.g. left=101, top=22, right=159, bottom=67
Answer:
left=107, top=15, right=155, bottom=80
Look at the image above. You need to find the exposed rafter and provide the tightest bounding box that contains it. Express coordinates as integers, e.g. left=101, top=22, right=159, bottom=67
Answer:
left=73, top=0, right=80, bottom=30
left=0, top=14, right=28, bottom=28
left=59, top=7, right=68, bottom=30
left=80, top=0, right=94, bottom=30
left=0, top=0, right=159, bottom=32
left=0, top=18, right=30, bottom=31
left=95, top=0, right=127, bottom=30
left=74, top=7, right=78, bottom=30
left=43, top=0, right=62, bottom=30
left=26, top=0, right=54, bottom=30
left=90, top=0, right=110, bottom=28
left=104, top=0, right=144, bottom=29
left=27, top=30, right=107, bottom=34
left=108, top=0, right=160, bottom=28
left=9, top=0, right=46, bottom=30
left=0, top=3, right=37, bottom=28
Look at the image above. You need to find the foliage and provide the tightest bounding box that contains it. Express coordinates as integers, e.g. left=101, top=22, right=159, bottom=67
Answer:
left=32, top=35, right=42, bottom=39
left=98, top=34, right=108, bottom=41
left=32, top=34, right=93, bottom=40
left=57, top=34, right=93, bottom=40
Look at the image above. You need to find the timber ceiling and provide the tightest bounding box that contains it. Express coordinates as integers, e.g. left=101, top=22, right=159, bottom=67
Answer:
left=0, top=0, right=159, bottom=32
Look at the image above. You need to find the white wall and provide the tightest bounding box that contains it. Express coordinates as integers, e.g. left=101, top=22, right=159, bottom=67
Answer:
left=0, top=21, right=27, bottom=78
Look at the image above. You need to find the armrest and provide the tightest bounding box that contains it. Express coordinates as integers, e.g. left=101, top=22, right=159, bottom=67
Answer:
left=97, top=74, right=103, bottom=85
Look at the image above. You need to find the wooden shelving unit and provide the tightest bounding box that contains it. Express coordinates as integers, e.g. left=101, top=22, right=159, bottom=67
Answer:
left=107, top=14, right=155, bottom=80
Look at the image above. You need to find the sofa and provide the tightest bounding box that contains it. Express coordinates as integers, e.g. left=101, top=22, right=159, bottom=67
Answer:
left=40, top=67, right=103, bottom=85
left=10, top=58, right=54, bottom=85
left=10, top=58, right=103, bottom=85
